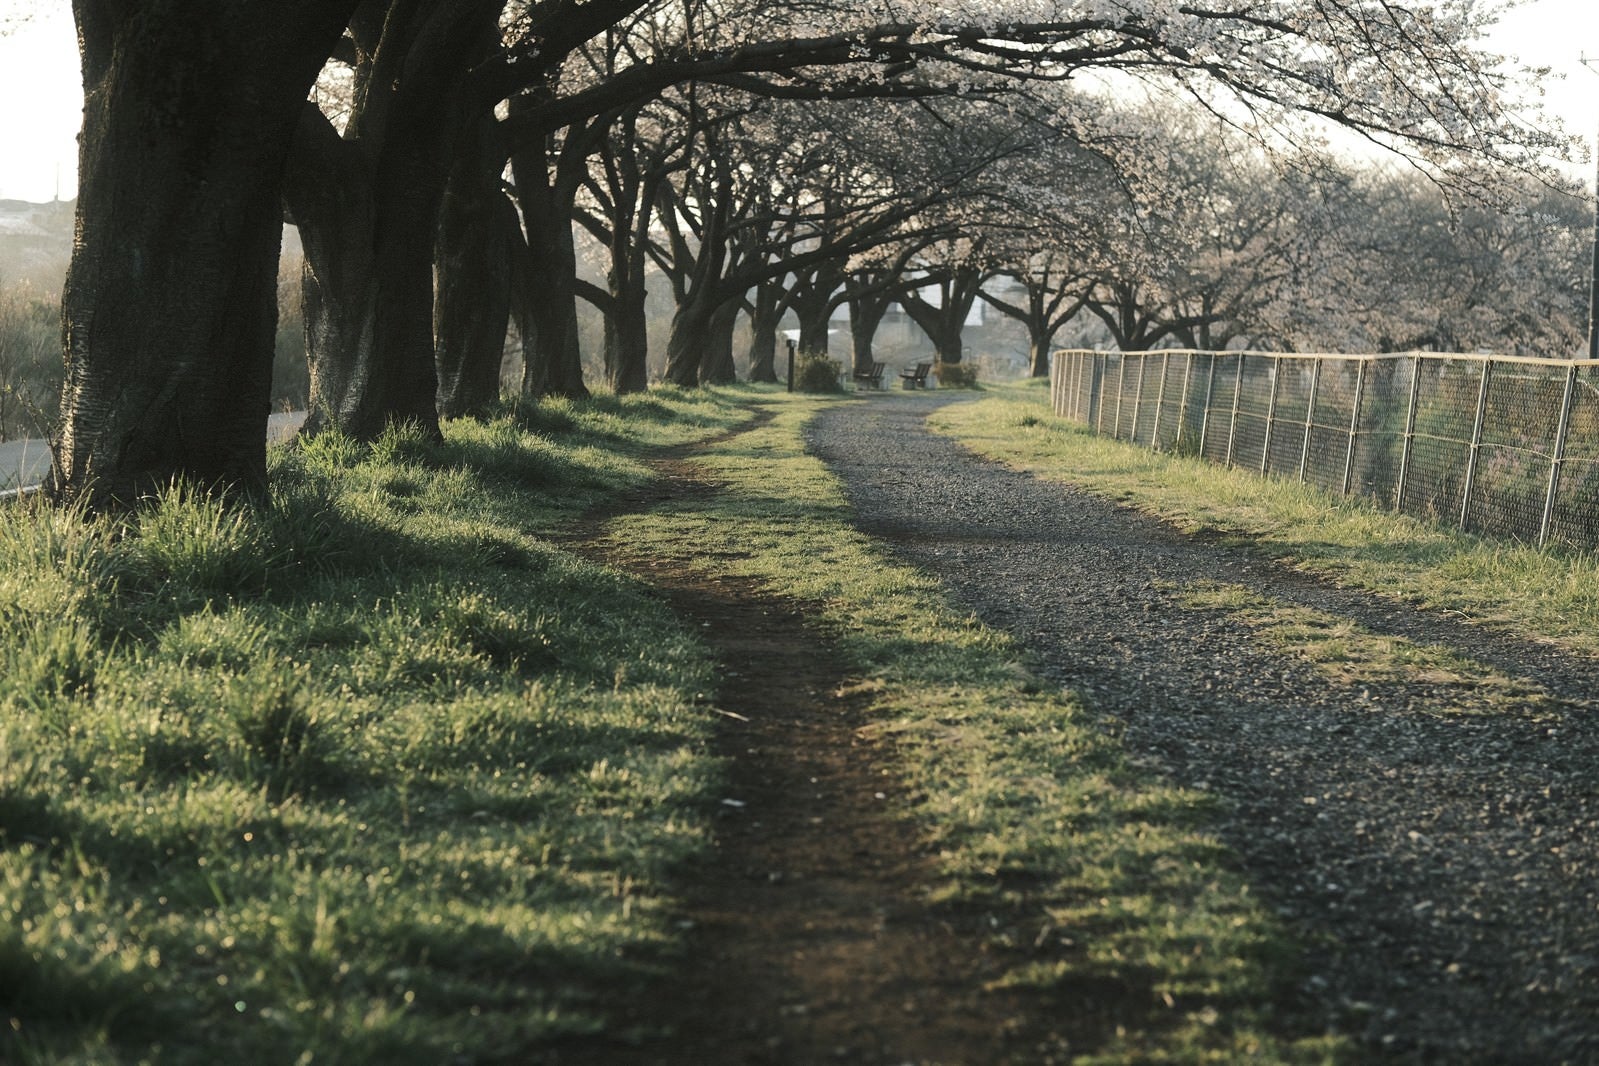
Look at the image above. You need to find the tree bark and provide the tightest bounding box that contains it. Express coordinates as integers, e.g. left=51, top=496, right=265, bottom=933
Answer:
left=509, top=97, right=593, bottom=402
left=700, top=298, right=740, bottom=384
left=606, top=267, right=651, bottom=392
left=435, top=111, right=516, bottom=420
left=663, top=296, right=715, bottom=386
left=53, top=1, right=355, bottom=506
left=746, top=280, right=785, bottom=383
left=287, top=3, right=503, bottom=442
left=848, top=291, right=892, bottom=375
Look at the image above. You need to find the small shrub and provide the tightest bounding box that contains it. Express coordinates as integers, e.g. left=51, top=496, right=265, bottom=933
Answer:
left=934, top=361, right=980, bottom=388
left=794, top=351, right=844, bottom=394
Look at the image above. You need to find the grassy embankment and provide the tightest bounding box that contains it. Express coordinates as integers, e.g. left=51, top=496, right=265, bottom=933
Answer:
left=2, top=384, right=1353, bottom=1063
left=0, top=392, right=743, bottom=1063
left=933, top=379, right=1599, bottom=673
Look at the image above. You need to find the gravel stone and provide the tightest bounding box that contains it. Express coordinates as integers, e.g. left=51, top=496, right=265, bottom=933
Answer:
left=808, top=393, right=1599, bottom=1063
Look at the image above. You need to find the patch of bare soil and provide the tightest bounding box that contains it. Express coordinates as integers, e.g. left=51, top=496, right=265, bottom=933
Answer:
left=547, top=436, right=1069, bottom=1065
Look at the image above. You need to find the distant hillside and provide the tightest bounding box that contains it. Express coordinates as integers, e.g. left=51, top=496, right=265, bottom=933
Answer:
left=0, top=198, right=74, bottom=294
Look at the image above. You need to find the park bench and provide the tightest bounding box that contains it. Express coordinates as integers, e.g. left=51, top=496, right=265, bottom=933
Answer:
left=899, top=361, right=933, bottom=389
left=852, top=360, right=887, bottom=390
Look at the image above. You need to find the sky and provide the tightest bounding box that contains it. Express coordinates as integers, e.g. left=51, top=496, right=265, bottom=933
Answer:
left=0, top=1, right=1594, bottom=203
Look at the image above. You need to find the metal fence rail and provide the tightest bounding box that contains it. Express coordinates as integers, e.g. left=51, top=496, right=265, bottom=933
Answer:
left=1050, top=349, right=1599, bottom=550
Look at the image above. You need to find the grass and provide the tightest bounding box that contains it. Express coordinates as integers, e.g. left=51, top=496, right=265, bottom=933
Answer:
left=1173, top=580, right=1554, bottom=715
left=605, top=389, right=1350, bottom=1062
left=4, top=380, right=1406, bottom=1063
left=931, top=380, right=1599, bottom=658
left=0, top=390, right=746, bottom=1064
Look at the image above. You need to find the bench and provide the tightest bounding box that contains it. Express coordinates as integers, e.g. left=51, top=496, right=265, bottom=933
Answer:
left=899, top=361, right=933, bottom=389
left=851, top=360, right=887, bottom=390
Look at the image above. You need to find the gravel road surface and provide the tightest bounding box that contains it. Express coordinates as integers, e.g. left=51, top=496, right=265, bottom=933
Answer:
left=809, top=392, right=1599, bottom=1063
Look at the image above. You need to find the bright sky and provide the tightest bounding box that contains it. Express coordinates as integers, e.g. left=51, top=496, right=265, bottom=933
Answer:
left=0, top=0, right=1594, bottom=202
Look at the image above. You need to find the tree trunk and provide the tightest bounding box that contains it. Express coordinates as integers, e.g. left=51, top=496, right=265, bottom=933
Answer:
left=1029, top=337, right=1051, bottom=377
left=434, top=113, right=516, bottom=420
left=796, top=301, right=832, bottom=355
left=288, top=4, right=504, bottom=442
left=53, top=1, right=354, bottom=506
left=363, top=134, right=451, bottom=437
left=606, top=267, right=651, bottom=393
left=510, top=104, right=590, bottom=401
left=746, top=281, right=783, bottom=383
left=700, top=299, right=739, bottom=384
left=848, top=293, right=891, bottom=375
left=664, top=296, right=716, bottom=387
left=296, top=122, right=447, bottom=442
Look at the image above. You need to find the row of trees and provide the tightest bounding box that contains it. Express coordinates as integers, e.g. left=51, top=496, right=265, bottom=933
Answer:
left=44, top=0, right=1572, bottom=505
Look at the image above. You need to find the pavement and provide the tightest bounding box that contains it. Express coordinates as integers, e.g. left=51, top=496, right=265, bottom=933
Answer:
left=0, top=411, right=307, bottom=498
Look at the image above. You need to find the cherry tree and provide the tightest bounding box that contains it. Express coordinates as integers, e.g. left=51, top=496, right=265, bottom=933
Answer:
left=50, top=0, right=1570, bottom=501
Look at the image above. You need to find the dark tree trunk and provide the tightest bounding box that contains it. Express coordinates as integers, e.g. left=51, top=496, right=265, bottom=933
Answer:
left=700, top=298, right=739, bottom=384
left=746, top=280, right=784, bottom=383
left=510, top=98, right=591, bottom=402
left=664, top=295, right=715, bottom=387
left=848, top=293, right=892, bottom=375
left=900, top=268, right=985, bottom=365
left=434, top=112, right=516, bottom=420
left=53, top=1, right=355, bottom=506
left=606, top=268, right=651, bottom=393
left=1029, top=338, right=1051, bottom=377
left=796, top=304, right=832, bottom=356
left=297, top=127, right=446, bottom=441
left=514, top=175, right=582, bottom=399
left=287, top=3, right=507, bottom=442
left=363, top=134, right=451, bottom=437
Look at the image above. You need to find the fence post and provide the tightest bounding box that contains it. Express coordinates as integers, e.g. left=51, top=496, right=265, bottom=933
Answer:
left=1299, top=357, right=1322, bottom=484
left=1343, top=359, right=1367, bottom=496
left=1459, top=359, right=1492, bottom=531
left=1114, top=354, right=1127, bottom=438
left=1539, top=362, right=1579, bottom=547
left=1073, top=351, right=1084, bottom=419
left=1221, top=354, right=1247, bottom=466
left=1395, top=353, right=1424, bottom=512
left=1096, top=354, right=1108, bottom=435
left=1176, top=352, right=1195, bottom=453
left=1261, top=357, right=1283, bottom=477
left=1199, top=353, right=1219, bottom=460
left=1225, top=354, right=1246, bottom=468
left=1131, top=354, right=1149, bottom=444
left=1152, top=352, right=1172, bottom=448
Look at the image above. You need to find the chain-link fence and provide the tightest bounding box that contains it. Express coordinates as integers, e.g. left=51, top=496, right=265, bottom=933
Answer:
left=1051, top=349, right=1599, bottom=550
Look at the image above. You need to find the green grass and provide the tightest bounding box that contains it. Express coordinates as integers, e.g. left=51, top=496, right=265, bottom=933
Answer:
left=1173, top=580, right=1553, bottom=715
left=932, top=381, right=1599, bottom=658
left=0, top=392, right=745, bottom=1064
left=4, top=381, right=1379, bottom=1063
left=606, top=389, right=1350, bottom=1063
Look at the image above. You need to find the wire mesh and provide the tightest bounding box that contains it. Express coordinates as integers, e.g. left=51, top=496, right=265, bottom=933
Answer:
left=1304, top=358, right=1359, bottom=495
left=1396, top=358, right=1478, bottom=524
left=1152, top=354, right=1186, bottom=450
left=1265, top=360, right=1313, bottom=478
left=1472, top=364, right=1563, bottom=543
left=1197, top=353, right=1234, bottom=464
left=1049, top=349, right=1599, bottom=552
left=1546, top=365, right=1599, bottom=547
left=1229, top=356, right=1273, bottom=471
left=1131, top=356, right=1160, bottom=447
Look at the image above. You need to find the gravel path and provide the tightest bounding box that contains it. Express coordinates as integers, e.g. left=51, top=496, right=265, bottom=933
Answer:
left=808, top=393, right=1599, bottom=1063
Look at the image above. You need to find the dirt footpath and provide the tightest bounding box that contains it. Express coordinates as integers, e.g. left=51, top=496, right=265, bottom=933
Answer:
left=808, top=393, right=1599, bottom=1062
left=557, top=442, right=1067, bottom=1066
